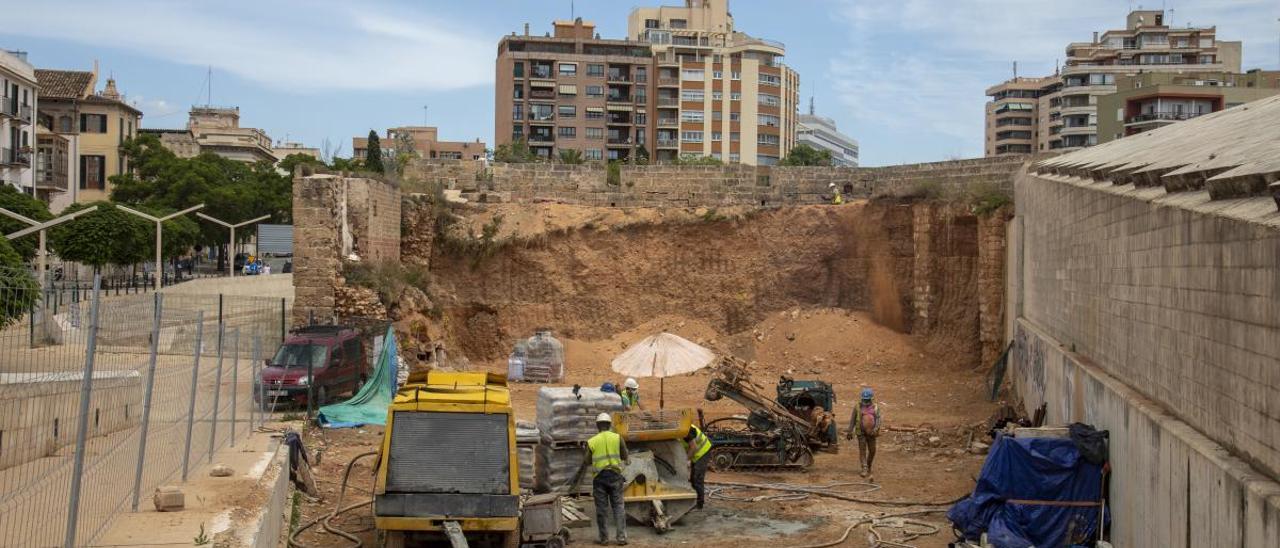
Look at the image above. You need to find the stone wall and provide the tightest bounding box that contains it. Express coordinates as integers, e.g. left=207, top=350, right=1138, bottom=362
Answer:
left=403, top=155, right=1029, bottom=207
left=1008, top=171, right=1280, bottom=546
left=291, top=174, right=401, bottom=326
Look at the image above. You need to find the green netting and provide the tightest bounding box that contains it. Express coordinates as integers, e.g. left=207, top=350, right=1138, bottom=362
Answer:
left=316, top=326, right=397, bottom=427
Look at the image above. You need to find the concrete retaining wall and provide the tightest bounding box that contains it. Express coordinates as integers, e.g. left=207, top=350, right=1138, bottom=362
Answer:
left=0, top=372, right=141, bottom=470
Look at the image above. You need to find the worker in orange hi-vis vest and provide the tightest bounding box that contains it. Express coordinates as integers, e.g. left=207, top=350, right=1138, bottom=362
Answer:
left=845, top=387, right=882, bottom=480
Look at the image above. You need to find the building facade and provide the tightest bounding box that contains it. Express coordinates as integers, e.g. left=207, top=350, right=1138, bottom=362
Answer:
left=35, top=67, right=141, bottom=208
left=273, top=141, right=321, bottom=161
left=495, top=0, right=799, bottom=165
left=1096, top=70, right=1280, bottom=143
left=984, top=9, right=1242, bottom=155
left=1, top=50, right=36, bottom=195
left=353, top=126, right=485, bottom=161
left=984, top=76, right=1055, bottom=157
left=186, top=106, right=274, bottom=163
left=796, top=113, right=858, bottom=166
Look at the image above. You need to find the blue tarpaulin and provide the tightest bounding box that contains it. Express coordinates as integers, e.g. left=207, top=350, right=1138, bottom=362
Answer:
left=316, top=327, right=398, bottom=428
left=948, top=434, right=1107, bottom=548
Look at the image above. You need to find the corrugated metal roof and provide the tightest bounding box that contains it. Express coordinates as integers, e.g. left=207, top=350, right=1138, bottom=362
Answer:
left=1032, top=94, right=1280, bottom=207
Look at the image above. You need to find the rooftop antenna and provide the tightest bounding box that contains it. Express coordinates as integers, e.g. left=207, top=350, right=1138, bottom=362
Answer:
left=571, top=0, right=575, bottom=20
left=423, top=105, right=429, bottom=126
left=1013, top=60, right=1018, bottom=79
left=808, top=95, right=814, bottom=116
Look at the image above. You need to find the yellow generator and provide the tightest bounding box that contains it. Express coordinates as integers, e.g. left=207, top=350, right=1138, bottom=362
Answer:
left=613, top=409, right=700, bottom=532
left=374, top=371, right=519, bottom=548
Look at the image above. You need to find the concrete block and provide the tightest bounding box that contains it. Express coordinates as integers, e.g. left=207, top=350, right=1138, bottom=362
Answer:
left=153, top=486, right=185, bottom=512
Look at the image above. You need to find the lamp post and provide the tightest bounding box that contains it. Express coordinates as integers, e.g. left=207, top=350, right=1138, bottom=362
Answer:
left=196, top=213, right=271, bottom=278
left=2, top=205, right=99, bottom=289
left=116, top=204, right=205, bottom=291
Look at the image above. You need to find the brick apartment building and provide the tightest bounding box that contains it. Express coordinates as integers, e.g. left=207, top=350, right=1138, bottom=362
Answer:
left=496, top=0, right=800, bottom=165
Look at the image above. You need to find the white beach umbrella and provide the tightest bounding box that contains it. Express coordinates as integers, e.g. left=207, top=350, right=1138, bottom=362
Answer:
left=611, top=332, right=715, bottom=408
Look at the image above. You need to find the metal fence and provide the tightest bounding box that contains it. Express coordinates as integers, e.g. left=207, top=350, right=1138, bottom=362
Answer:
left=0, top=270, right=291, bottom=547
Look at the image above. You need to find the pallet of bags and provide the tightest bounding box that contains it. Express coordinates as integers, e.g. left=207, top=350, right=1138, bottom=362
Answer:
left=535, top=386, right=625, bottom=444
left=534, top=442, right=592, bottom=494
left=517, top=421, right=540, bottom=490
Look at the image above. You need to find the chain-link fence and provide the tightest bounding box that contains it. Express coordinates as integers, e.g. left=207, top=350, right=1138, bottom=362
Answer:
left=0, top=270, right=290, bottom=547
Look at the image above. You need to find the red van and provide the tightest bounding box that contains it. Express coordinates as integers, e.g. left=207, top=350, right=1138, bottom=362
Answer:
left=256, top=325, right=368, bottom=409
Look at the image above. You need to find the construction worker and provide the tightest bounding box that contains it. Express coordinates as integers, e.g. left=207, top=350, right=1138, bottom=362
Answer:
left=587, top=413, right=629, bottom=545
left=845, top=387, right=882, bottom=479
left=684, top=424, right=713, bottom=509
left=619, top=378, right=641, bottom=410
left=829, top=183, right=844, bottom=205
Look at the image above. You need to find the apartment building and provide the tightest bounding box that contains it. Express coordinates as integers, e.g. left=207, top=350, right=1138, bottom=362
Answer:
left=353, top=126, right=486, bottom=161
left=984, top=9, right=1242, bottom=155
left=984, top=76, right=1055, bottom=156
left=796, top=113, right=858, bottom=166
left=35, top=67, right=141, bottom=207
left=1097, top=70, right=1280, bottom=143
left=0, top=50, right=36, bottom=194
left=185, top=106, right=274, bottom=163
left=495, top=0, right=800, bottom=165
left=273, top=141, right=321, bottom=161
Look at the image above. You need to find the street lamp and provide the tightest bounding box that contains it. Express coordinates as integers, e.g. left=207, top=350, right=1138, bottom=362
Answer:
left=116, top=204, right=205, bottom=291
left=195, top=213, right=271, bottom=278
left=1, top=205, right=99, bottom=289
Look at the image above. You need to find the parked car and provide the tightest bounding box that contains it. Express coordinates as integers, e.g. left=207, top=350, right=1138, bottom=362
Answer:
left=255, top=325, right=368, bottom=409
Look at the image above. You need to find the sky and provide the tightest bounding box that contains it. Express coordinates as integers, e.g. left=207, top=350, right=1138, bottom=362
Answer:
left=1, top=0, right=1277, bottom=166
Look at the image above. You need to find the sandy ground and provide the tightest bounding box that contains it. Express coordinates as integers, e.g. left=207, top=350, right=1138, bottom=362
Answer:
left=293, top=307, right=996, bottom=548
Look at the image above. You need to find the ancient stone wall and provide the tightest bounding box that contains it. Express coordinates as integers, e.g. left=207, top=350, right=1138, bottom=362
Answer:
left=403, top=156, right=1028, bottom=207
left=291, top=174, right=401, bottom=326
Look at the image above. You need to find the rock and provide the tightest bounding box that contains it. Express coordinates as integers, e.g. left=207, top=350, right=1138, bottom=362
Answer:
left=970, top=441, right=990, bottom=455
left=786, top=332, right=796, bottom=341
left=153, top=486, right=185, bottom=512
left=210, top=464, right=234, bottom=477
left=927, top=436, right=943, bottom=447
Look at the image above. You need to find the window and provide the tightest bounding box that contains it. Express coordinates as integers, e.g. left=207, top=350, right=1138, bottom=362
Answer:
left=512, top=126, right=524, bottom=140
left=558, top=126, right=577, bottom=138
left=559, top=105, right=577, bottom=118
left=712, top=111, right=723, bottom=121
left=586, top=127, right=604, bottom=139
left=513, top=62, right=524, bottom=78
left=756, top=154, right=778, bottom=166
left=585, top=148, right=604, bottom=160
left=587, top=64, right=605, bottom=77
left=586, top=85, right=604, bottom=97
left=529, top=104, right=554, bottom=121
left=730, top=132, right=740, bottom=142
left=644, top=18, right=659, bottom=29
left=58, top=115, right=73, bottom=132
left=80, top=155, right=105, bottom=190
left=759, top=114, right=780, bottom=127
left=635, top=111, right=646, bottom=125
left=759, top=74, right=781, bottom=86
left=681, top=131, right=703, bottom=142
left=713, top=70, right=723, bottom=79
left=559, top=84, right=577, bottom=96
left=586, top=107, right=605, bottom=120
left=731, top=71, right=741, bottom=80
left=514, top=85, right=524, bottom=99
left=730, top=112, right=741, bottom=122
left=712, top=91, right=723, bottom=100
left=731, top=92, right=741, bottom=101
left=669, top=18, right=687, bottom=29
left=1199, top=55, right=1215, bottom=64
left=80, top=114, right=107, bottom=133
left=729, top=153, right=740, bottom=162
left=712, top=131, right=723, bottom=141
left=759, top=94, right=781, bottom=107
left=681, top=110, right=704, bottom=122
left=757, top=134, right=780, bottom=146
left=512, top=104, right=524, bottom=121
left=681, top=69, right=704, bottom=81
left=559, top=63, right=577, bottom=76
left=681, top=90, right=704, bottom=102
left=1198, top=38, right=1213, bottom=48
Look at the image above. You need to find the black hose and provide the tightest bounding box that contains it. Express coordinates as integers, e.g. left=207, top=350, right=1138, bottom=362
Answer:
left=288, top=450, right=379, bottom=548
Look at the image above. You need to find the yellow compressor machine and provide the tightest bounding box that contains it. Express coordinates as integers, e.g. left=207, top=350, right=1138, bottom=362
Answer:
left=612, top=409, right=701, bottom=532
left=373, top=371, right=520, bottom=548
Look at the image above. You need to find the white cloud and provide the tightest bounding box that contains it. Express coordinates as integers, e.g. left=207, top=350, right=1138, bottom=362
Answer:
left=6, top=0, right=494, bottom=93
left=827, top=0, right=1280, bottom=161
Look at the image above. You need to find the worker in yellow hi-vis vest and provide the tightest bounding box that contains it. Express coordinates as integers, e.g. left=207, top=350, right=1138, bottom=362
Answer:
left=685, top=424, right=713, bottom=509
left=587, top=413, right=629, bottom=545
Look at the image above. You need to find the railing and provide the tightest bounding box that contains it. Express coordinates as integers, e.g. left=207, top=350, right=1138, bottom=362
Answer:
left=0, top=98, right=14, bottom=117
left=606, top=117, right=632, bottom=125
left=657, top=98, right=679, bottom=107
left=529, top=89, right=556, bottom=100
left=530, top=67, right=553, bottom=79
left=607, top=95, right=633, bottom=103
left=527, top=134, right=554, bottom=143
left=657, top=118, right=679, bottom=127
left=607, top=137, right=634, bottom=145
left=37, top=168, right=69, bottom=191
left=658, top=77, right=679, bottom=86
left=18, top=104, right=32, bottom=124
left=635, top=74, right=648, bottom=83
left=656, top=139, right=678, bottom=147
left=607, top=74, right=630, bottom=82
left=1126, top=111, right=1207, bottom=124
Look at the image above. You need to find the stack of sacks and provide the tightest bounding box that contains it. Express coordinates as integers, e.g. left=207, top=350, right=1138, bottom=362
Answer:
left=534, top=386, right=624, bottom=493
left=516, top=421, right=540, bottom=490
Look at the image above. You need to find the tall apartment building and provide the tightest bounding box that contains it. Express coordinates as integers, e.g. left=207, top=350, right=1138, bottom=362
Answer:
left=495, top=0, right=799, bottom=165
left=353, top=126, right=486, bottom=161
left=0, top=50, right=36, bottom=195
left=984, top=9, right=1242, bottom=156
left=1097, top=70, right=1280, bottom=143
left=984, top=76, right=1056, bottom=156
left=35, top=67, right=141, bottom=208
left=796, top=112, right=858, bottom=166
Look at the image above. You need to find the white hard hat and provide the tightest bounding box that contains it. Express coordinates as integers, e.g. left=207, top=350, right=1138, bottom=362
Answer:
left=624, top=378, right=639, bottom=389
left=596, top=412, right=613, bottom=423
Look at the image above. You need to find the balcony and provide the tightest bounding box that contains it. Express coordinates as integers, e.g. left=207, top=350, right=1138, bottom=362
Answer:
left=527, top=134, right=555, bottom=144
left=657, top=97, right=679, bottom=107
left=658, top=77, right=679, bottom=87
left=607, top=73, right=631, bottom=83
left=607, top=95, right=633, bottom=104
left=0, top=147, right=31, bottom=166
left=607, top=137, right=634, bottom=145
left=1125, top=111, right=1208, bottom=125
left=657, top=118, right=679, bottom=127
left=0, top=99, right=28, bottom=123
left=530, top=66, right=554, bottom=79
left=656, top=139, right=679, bottom=148
left=527, top=113, right=555, bottom=124
left=36, top=165, right=68, bottom=191
left=529, top=89, right=556, bottom=100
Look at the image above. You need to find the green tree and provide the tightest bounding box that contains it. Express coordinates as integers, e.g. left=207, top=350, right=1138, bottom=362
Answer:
left=0, top=185, right=53, bottom=262
left=780, top=143, right=833, bottom=166
left=493, top=139, right=536, bottom=163
left=632, top=145, right=650, bottom=165
left=364, top=130, right=385, bottom=173
left=47, top=202, right=149, bottom=268
left=0, top=237, right=38, bottom=328
left=330, top=156, right=363, bottom=171
left=278, top=153, right=324, bottom=176
left=558, top=149, right=584, bottom=165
